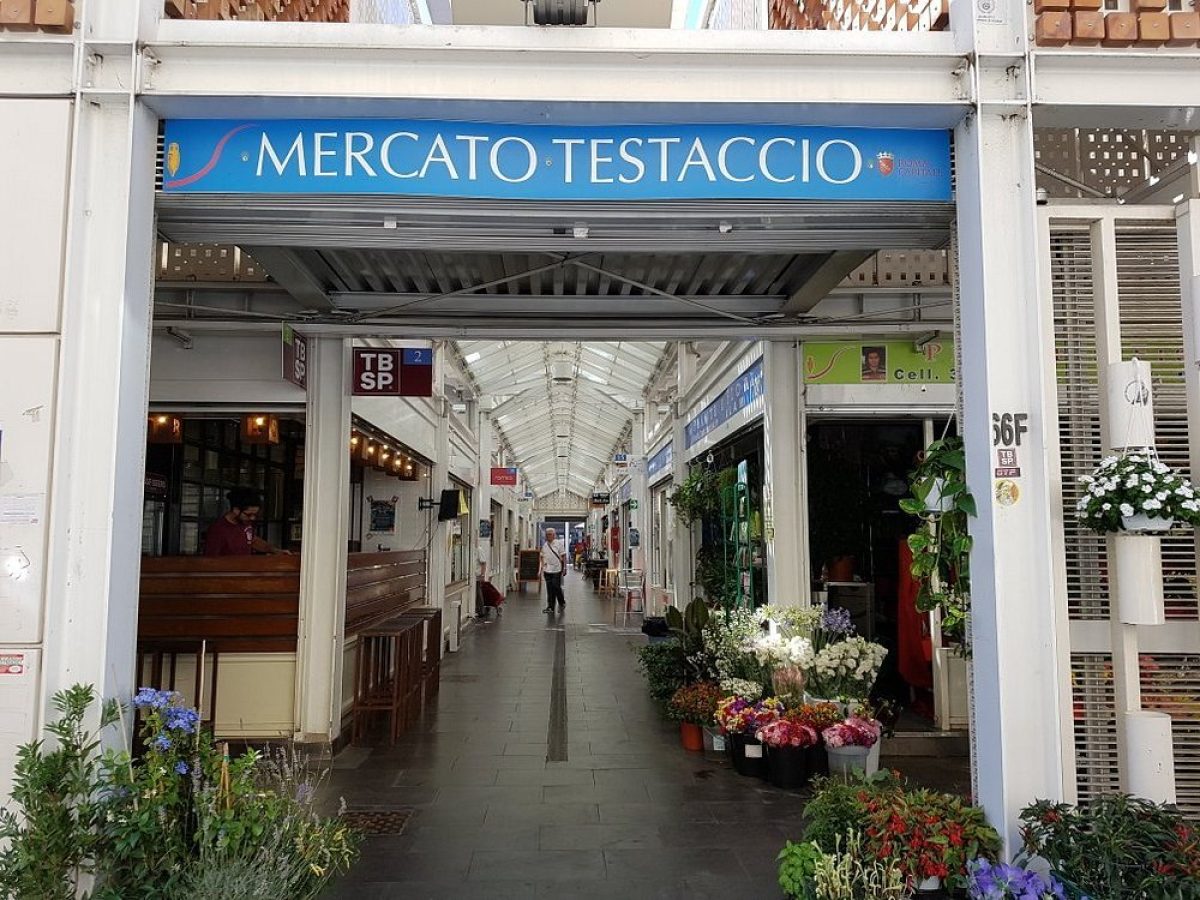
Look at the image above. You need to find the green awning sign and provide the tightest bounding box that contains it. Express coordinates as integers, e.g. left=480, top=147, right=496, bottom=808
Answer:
left=803, top=340, right=955, bottom=385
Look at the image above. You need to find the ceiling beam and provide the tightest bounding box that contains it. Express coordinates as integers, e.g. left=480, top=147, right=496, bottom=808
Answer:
left=241, top=246, right=335, bottom=310
left=779, top=251, right=876, bottom=315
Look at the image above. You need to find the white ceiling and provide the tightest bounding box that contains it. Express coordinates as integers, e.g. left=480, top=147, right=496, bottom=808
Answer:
left=450, top=0, right=672, bottom=27
left=458, top=340, right=668, bottom=498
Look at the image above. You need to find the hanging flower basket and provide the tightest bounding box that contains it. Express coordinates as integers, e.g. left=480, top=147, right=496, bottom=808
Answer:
left=1076, top=451, right=1200, bottom=535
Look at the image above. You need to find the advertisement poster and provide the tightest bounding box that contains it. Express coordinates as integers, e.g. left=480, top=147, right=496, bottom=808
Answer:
left=803, top=340, right=955, bottom=385
left=369, top=498, right=397, bottom=534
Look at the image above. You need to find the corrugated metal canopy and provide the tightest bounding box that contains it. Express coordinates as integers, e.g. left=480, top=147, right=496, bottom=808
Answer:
left=461, top=340, right=666, bottom=498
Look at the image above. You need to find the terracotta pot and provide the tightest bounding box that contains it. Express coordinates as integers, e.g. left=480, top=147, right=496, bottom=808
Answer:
left=680, top=721, right=704, bottom=751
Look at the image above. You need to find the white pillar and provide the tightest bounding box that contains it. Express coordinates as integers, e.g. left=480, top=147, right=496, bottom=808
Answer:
left=956, top=109, right=1069, bottom=851
left=631, top=410, right=648, bottom=573
left=295, top=338, right=351, bottom=745
left=669, top=343, right=698, bottom=607
left=763, top=340, right=808, bottom=608
left=428, top=347, right=451, bottom=632
left=477, top=411, right=494, bottom=585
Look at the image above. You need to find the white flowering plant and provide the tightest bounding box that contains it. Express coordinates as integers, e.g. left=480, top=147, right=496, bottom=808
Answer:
left=804, top=636, right=889, bottom=702
left=1075, top=452, right=1200, bottom=534
left=750, top=633, right=814, bottom=669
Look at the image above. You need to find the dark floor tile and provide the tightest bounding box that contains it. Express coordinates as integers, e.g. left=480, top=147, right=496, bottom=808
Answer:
left=604, top=847, right=748, bottom=881
left=484, top=801, right=600, bottom=826
left=468, top=849, right=606, bottom=882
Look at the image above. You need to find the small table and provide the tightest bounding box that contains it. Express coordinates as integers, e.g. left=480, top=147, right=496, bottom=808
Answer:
left=352, top=615, right=425, bottom=744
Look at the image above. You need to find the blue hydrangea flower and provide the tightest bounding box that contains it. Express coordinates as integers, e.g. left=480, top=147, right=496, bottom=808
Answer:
left=133, top=687, right=174, bottom=710
left=152, top=733, right=172, bottom=752
left=175, top=761, right=189, bottom=775
left=165, top=706, right=200, bottom=734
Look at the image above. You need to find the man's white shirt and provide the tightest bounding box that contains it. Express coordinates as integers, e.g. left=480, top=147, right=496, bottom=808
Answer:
left=540, top=538, right=565, bottom=574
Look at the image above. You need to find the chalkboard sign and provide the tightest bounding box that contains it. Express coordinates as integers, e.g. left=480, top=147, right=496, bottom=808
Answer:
left=518, top=549, right=541, bottom=583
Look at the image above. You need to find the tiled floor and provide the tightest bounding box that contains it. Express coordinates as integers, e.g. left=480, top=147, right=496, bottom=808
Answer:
left=323, top=572, right=809, bottom=899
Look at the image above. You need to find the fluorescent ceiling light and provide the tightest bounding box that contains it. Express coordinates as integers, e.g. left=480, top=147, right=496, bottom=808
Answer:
left=463, top=352, right=482, bottom=364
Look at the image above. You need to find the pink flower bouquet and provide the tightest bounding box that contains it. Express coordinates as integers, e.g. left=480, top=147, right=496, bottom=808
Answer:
left=821, top=715, right=882, bottom=749
left=756, top=717, right=819, bottom=749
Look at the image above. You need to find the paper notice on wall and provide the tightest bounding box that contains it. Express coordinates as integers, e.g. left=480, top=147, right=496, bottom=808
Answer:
left=0, top=654, right=25, bottom=676
left=0, top=494, right=42, bottom=526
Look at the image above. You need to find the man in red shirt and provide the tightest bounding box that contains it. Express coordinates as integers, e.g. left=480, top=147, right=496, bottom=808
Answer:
left=204, top=488, right=288, bottom=556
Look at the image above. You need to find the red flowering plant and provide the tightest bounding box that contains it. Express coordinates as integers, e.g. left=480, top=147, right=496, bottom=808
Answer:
left=715, top=696, right=784, bottom=735
left=864, top=788, right=1001, bottom=889
left=756, top=717, right=819, bottom=749
left=668, top=682, right=723, bottom=726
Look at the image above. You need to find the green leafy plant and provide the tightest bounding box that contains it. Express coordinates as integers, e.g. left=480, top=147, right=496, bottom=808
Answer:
left=668, top=465, right=720, bottom=525
left=0, top=685, right=357, bottom=900
left=778, top=840, right=823, bottom=899
left=1020, top=795, right=1200, bottom=899
left=636, top=639, right=690, bottom=705
left=801, top=771, right=906, bottom=853
left=0, top=685, right=119, bottom=899
left=900, top=435, right=975, bottom=647
left=695, top=543, right=740, bottom=607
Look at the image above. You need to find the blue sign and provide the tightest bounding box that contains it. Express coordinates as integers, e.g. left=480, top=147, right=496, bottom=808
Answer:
left=685, top=358, right=765, bottom=449
left=403, top=348, right=432, bottom=366
left=647, top=443, right=674, bottom=479
left=161, top=119, right=952, bottom=202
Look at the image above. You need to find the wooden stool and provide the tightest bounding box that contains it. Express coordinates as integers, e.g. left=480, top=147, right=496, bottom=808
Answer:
left=352, top=616, right=423, bottom=744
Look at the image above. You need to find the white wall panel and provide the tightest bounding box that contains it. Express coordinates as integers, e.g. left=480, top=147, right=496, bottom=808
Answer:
left=353, top=395, right=439, bottom=463
left=0, top=101, right=70, bottom=334
left=150, top=333, right=305, bottom=405
left=0, top=337, right=57, bottom=645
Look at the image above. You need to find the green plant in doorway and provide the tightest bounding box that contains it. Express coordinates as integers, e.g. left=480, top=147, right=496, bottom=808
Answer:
left=900, top=435, right=975, bottom=648
left=668, top=465, right=720, bottom=525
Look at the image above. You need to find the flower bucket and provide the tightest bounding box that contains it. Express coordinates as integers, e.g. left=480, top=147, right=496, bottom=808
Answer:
left=866, top=740, right=881, bottom=775
left=680, top=722, right=704, bottom=752
left=915, top=875, right=941, bottom=893
left=826, top=744, right=870, bottom=776
left=730, top=733, right=768, bottom=779
left=766, top=745, right=810, bottom=790
left=1121, top=513, right=1175, bottom=534
left=703, top=726, right=728, bottom=763
left=804, top=743, right=830, bottom=778
left=803, top=694, right=850, bottom=717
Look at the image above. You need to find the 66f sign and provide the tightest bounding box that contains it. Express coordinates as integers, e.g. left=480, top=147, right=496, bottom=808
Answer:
left=353, top=349, right=400, bottom=395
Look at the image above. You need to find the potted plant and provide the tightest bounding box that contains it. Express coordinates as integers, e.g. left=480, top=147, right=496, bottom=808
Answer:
left=716, top=695, right=783, bottom=779
left=757, top=716, right=820, bottom=790
left=1076, top=451, right=1200, bottom=534
left=792, top=702, right=844, bottom=777
left=900, top=436, right=975, bottom=648
left=669, top=682, right=721, bottom=752
left=966, top=859, right=1068, bottom=899
left=821, top=716, right=882, bottom=776
left=1019, top=794, right=1200, bottom=898
left=865, top=789, right=1001, bottom=893
left=668, top=465, right=720, bottom=525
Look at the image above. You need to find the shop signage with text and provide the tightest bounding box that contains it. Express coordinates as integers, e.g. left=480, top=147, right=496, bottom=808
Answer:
left=162, top=119, right=952, bottom=202
left=591, top=492, right=611, bottom=507
left=282, top=325, right=308, bottom=390
left=685, top=358, right=764, bottom=449
left=803, top=340, right=955, bottom=385
left=351, top=347, right=434, bottom=397
left=490, top=467, right=518, bottom=486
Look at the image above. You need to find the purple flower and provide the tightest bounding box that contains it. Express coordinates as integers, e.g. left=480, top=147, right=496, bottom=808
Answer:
left=820, top=607, right=854, bottom=636
left=152, top=733, right=172, bottom=751
left=174, top=761, right=189, bottom=775
left=165, top=706, right=200, bottom=734
left=133, top=687, right=174, bottom=710
left=967, top=859, right=1068, bottom=900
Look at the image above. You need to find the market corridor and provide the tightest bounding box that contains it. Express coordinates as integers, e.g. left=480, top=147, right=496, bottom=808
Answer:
left=326, top=571, right=808, bottom=899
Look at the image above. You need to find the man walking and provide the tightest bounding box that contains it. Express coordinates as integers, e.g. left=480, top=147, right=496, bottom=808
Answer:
left=540, top=527, right=567, bottom=613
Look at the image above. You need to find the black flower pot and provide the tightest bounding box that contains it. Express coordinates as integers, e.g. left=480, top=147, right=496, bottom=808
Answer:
left=804, top=743, right=830, bottom=778
left=730, top=733, right=768, bottom=779
left=766, top=745, right=810, bottom=790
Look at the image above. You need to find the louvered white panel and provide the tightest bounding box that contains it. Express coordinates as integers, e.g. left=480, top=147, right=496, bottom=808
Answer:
left=1051, top=227, right=1109, bottom=621
left=1141, top=654, right=1200, bottom=815
left=1115, top=227, right=1197, bottom=621
left=1071, top=653, right=1120, bottom=804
